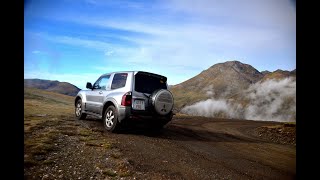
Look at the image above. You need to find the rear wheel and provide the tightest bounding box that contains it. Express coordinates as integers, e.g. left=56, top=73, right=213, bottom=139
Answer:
left=103, top=106, right=119, bottom=132
left=75, top=99, right=87, bottom=120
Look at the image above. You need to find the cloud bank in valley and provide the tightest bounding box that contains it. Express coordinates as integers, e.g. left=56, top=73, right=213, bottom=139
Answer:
left=244, top=77, right=296, bottom=122
left=181, top=78, right=296, bottom=122
left=181, top=98, right=241, bottom=118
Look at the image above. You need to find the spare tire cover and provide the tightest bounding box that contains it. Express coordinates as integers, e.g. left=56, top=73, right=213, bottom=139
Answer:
left=150, top=89, right=174, bottom=116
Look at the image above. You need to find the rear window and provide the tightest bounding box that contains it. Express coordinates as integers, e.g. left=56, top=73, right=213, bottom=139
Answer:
left=111, top=73, right=128, bottom=89
left=134, top=73, right=167, bottom=94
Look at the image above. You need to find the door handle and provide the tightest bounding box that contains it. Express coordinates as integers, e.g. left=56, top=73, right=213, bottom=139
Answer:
left=99, top=91, right=103, bottom=94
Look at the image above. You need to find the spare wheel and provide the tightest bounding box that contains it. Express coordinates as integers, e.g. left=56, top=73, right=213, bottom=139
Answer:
left=150, top=89, right=174, bottom=116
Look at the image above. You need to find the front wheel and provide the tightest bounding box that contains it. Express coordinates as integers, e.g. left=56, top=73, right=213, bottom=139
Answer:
left=75, top=99, right=87, bottom=120
left=103, top=106, right=119, bottom=132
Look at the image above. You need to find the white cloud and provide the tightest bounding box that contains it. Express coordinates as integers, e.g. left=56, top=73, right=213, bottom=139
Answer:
left=45, top=35, right=111, bottom=51
left=39, top=33, right=146, bottom=61
left=244, top=77, right=296, bottom=122
left=32, top=50, right=41, bottom=54
left=104, top=50, right=114, bottom=56
left=166, top=0, right=296, bottom=30
left=28, top=0, right=295, bottom=85
left=181, top=98, right=240, bottom=118
left=181, top=78, right=296, bottom=122
left=49, top=0, right=295, bottom=71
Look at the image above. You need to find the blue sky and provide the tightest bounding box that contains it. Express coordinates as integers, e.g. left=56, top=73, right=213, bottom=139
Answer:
left=24, top=0, right=296, bottom=89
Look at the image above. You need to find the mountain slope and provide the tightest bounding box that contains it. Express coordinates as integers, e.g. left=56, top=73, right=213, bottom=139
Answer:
left=171, top=61, right=296, bottom=122
left=261, top=69, right=296, bottom=82
left=261, top=70, right=271, bottom=75
left=171, top=61, right=264, bottom=110
left=24, top=79, right=80, bottom=96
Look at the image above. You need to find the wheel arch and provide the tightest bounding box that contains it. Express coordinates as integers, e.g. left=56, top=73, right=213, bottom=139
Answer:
left=102, top=98, right=118, bottom=120
left=75, top=96, right=82, bottom=106
left=75, top=92, right=86, bottom=105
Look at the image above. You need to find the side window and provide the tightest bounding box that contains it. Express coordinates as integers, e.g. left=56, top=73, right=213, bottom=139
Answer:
left=93, top=75, right=110, bottom=90
left=111, top=73, right=128, bottom=89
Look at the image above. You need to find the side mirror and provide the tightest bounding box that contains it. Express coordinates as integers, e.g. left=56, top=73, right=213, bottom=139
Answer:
left=86, top=82, right=93, bottom=89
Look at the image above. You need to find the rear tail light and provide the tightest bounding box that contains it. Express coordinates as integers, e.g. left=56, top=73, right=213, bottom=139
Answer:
left=121, top=91, right=132, bottom=106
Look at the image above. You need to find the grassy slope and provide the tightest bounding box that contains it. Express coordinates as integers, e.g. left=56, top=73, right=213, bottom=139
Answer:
left=24, top=87, right=74, bottom=115
left=261, top=70, right=295, bottom=82
left=24, top=88, right=126, bottom=179
left=24, top=87, right=75, bottom=133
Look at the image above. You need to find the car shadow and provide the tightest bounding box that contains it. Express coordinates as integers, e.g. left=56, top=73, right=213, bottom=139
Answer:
left=78, top=117, right=267, bottom=144
left=115, top=122, right=263, bottom=143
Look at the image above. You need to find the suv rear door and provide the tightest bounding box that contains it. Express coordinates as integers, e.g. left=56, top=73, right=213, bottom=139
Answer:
left=132, top=71, right=167, bottom=111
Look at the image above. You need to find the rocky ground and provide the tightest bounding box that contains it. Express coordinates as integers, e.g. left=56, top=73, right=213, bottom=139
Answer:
left=253, top=123, right=296, bottom=146
left=24, top=114, right=296, bottom=180
left=24, top=88, right=296, bottom=179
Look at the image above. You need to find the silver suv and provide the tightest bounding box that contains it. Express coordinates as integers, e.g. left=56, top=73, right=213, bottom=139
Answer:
left=74, top=71, right=174, bottom=132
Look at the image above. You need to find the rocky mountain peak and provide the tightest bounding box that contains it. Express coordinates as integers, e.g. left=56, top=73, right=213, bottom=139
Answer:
left=261, top=70, right=271, bottom=75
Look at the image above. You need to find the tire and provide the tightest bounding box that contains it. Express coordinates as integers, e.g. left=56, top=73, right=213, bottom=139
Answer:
left=75, top=99, right=87, bottom=120
left=103, top=106, right=119, bottom=132
left=149, top=89, right=174, bottom=116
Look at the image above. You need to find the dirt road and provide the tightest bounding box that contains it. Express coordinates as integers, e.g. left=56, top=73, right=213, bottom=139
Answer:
left=25, top=115, right=295, bottom=180
left=80, top=115, right=296, bottom=179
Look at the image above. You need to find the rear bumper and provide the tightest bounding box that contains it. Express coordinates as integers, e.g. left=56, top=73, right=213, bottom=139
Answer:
left=118, top=106, right=173, bottom=123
